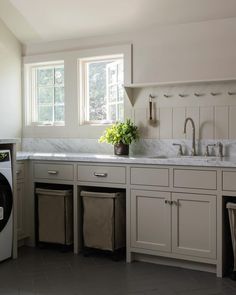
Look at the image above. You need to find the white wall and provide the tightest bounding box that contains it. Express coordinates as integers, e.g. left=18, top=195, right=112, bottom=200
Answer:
left=24, top=17, right=236, bottom=83
left=0, top=18, right=22, bottom=139
left=22, top=17, right=236, bottom=140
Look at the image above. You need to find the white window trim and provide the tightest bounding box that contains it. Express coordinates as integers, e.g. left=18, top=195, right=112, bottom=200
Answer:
left=22, top=44, right=132, bottom=137
left=24, top=60, right=65, bottom=126
left=77, top=44, right=132, bottom=126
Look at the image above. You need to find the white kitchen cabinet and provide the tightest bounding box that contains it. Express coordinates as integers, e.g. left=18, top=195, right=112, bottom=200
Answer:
left=16, top=162, right=28, bottom=240
left=34, top=162, right=74, bottom=181
left=77, top=164, right=126, bottom=184
left=222, top=171, right=236, bottom=191
left=131, top=190, right=171, bottom=252
left=173, top=169, right=217, bottom=190
left=172, top=193, right=217, bottom=259
left=131, top=190, right=217, bottom=260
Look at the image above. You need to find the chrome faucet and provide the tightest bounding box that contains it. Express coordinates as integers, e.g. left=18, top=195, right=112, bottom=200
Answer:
left=183, top=117, right=197, bottom=156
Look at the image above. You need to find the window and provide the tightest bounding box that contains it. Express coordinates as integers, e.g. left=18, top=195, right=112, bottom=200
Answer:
left=80, top=55, right=124, bottom=125
left=25, top=61, right=65, bottom=126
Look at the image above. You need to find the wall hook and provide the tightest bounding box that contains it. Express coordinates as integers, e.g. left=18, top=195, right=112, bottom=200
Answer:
left=179, top=94, right=188, bottom=98
left=194, top=93, right=204, bottom=97
left=210, top=92, right=221, bottom=96
left=228, top=91, right=236, bottom=96
left=164, top=94, right=172, bottom=98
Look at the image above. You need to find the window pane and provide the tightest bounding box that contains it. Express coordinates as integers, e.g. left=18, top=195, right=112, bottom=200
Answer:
left=37, top=87, right=54, bottom=104
left=108, top=63, right=118, bottom=84
left=118, top=85, right=124, bottom=102
left=83, top=57, right=124, bottom=123
left=117, top=103, right=124, bottom=122
left=38, top=105, right=53, bottom=122
left=55, top=67, right=64, bottom=85
left=108, top=104, right=116, bottom=121
left=118, top=61, right=124, bottom=83
left=108, top=85, right=117, bottom=103
left=55, top=87, right=64, bottom=103
left=37, top=68, right=54, bottom=86
left=54, top=105, right=64, bottom=122
left=88, top=61, right=108, bottom=121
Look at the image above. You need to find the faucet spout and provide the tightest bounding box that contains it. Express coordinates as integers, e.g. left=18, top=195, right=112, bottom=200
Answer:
left=183, top=117, right=197, bottom=156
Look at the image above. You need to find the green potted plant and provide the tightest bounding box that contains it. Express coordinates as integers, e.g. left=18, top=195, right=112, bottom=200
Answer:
left=99, top=119, right=139, bottom=155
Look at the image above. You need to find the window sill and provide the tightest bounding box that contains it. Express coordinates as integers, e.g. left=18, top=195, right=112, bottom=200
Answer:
left=28, top=123, right=65, bottom=127
left=80, top=122, right=113, bottom=127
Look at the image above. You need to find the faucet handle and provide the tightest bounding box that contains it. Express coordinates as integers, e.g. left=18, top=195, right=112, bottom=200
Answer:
left=204, top=144, right=216, bottom=157
left=217, top=142, right=224, bottom=158
left=173, top=143, right=184, bottom=156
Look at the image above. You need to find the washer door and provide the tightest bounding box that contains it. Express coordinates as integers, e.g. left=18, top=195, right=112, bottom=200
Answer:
left=0, top=173, right=13, bottom=233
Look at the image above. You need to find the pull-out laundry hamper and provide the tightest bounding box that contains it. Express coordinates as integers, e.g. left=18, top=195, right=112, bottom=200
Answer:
left=81, top=191, right=125, bottom=251
left=36, top=188, right=73, bottom=245
left=226, top=202, right=236, bottom=280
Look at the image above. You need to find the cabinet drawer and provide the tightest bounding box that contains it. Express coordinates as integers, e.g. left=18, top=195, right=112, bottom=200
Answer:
left=174, top=169, right=217, bottom=190
left=222, top=171, right=236, bottom=191
left=34, top=163, right=74, bottom=181
left=16, top=163, right=25, bottom=180
left=77, top=165, right=126, bottom=184
left=131, top=167, right=169, bottom=187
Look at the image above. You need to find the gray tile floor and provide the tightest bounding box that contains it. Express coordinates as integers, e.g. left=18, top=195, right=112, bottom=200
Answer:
left=0, top=247, right=235, bottom=295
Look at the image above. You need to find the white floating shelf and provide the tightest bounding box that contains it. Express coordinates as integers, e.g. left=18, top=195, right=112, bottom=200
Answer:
left=124, top=78, right=236, bottom=105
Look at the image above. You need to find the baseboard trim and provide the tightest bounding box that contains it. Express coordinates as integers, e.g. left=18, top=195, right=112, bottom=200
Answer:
left=134, top=253, right=216, bottom=274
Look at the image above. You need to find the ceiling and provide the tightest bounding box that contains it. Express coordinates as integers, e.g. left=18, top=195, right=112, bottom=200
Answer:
left=1, top=0, right=236, bottom=44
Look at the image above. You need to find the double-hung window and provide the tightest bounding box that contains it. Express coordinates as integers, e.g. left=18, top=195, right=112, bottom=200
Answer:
left=79, top=55, right=124, bottom=125
left=25, top=61, right=65, bottom=126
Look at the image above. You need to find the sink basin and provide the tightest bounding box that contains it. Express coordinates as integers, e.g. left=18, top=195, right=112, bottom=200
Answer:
left=144, top=155, right=221, bottom=162
left=146, top=155, right=168, bottom=159
left=146, top=155, right=220, bottom=162
left=180, top=156, right=219, bottom=161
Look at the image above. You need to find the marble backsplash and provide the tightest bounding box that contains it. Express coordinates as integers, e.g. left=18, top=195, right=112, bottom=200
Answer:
left=22, top=138, right=236, bottom=157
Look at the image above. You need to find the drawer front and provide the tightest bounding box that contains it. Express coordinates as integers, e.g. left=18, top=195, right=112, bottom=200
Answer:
left=34, top=163, right=74, bottom=181
left=16, top=163, right=25, bottom=180
left=174, top=169, right=217, bottom=190
left=223, top=171, right=236, bottom=191
left=131, top=167, right=169, bottom=187
left=77, top=165, right=126, bottom=184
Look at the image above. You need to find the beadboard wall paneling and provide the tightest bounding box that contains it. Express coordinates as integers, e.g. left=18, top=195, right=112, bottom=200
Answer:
left=215, top=106, right=229, bottom=140
left=199, top=106, right=215, bottom=140
left=159, top=108, right=173, bottom=139
left=229, top=106, right=236, bottom=140
left=173, top=107, right=186, bottom=139
left=132, top=83, right=236, bottom=140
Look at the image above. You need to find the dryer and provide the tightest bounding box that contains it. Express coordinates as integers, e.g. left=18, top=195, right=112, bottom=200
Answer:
left=0, top=150, right=13, bottom=262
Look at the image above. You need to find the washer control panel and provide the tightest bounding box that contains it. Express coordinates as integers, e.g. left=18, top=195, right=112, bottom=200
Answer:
left=0, top=152, right=10, bottom=162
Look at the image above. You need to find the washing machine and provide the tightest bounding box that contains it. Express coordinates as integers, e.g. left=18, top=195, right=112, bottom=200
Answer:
left=0, top=150, right=13, bottom=262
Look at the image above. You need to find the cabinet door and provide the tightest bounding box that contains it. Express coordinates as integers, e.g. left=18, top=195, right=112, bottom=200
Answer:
left=17, top=182, right=27, bottom=240
left=131, top=190, right=171, bottom=252
left=172, top=193, right=216, bottom=259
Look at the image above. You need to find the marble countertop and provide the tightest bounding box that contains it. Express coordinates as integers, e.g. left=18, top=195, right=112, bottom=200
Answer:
left=0, top=138, right=18, bottom=144
left=16, top=151, right=236, bottom=168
